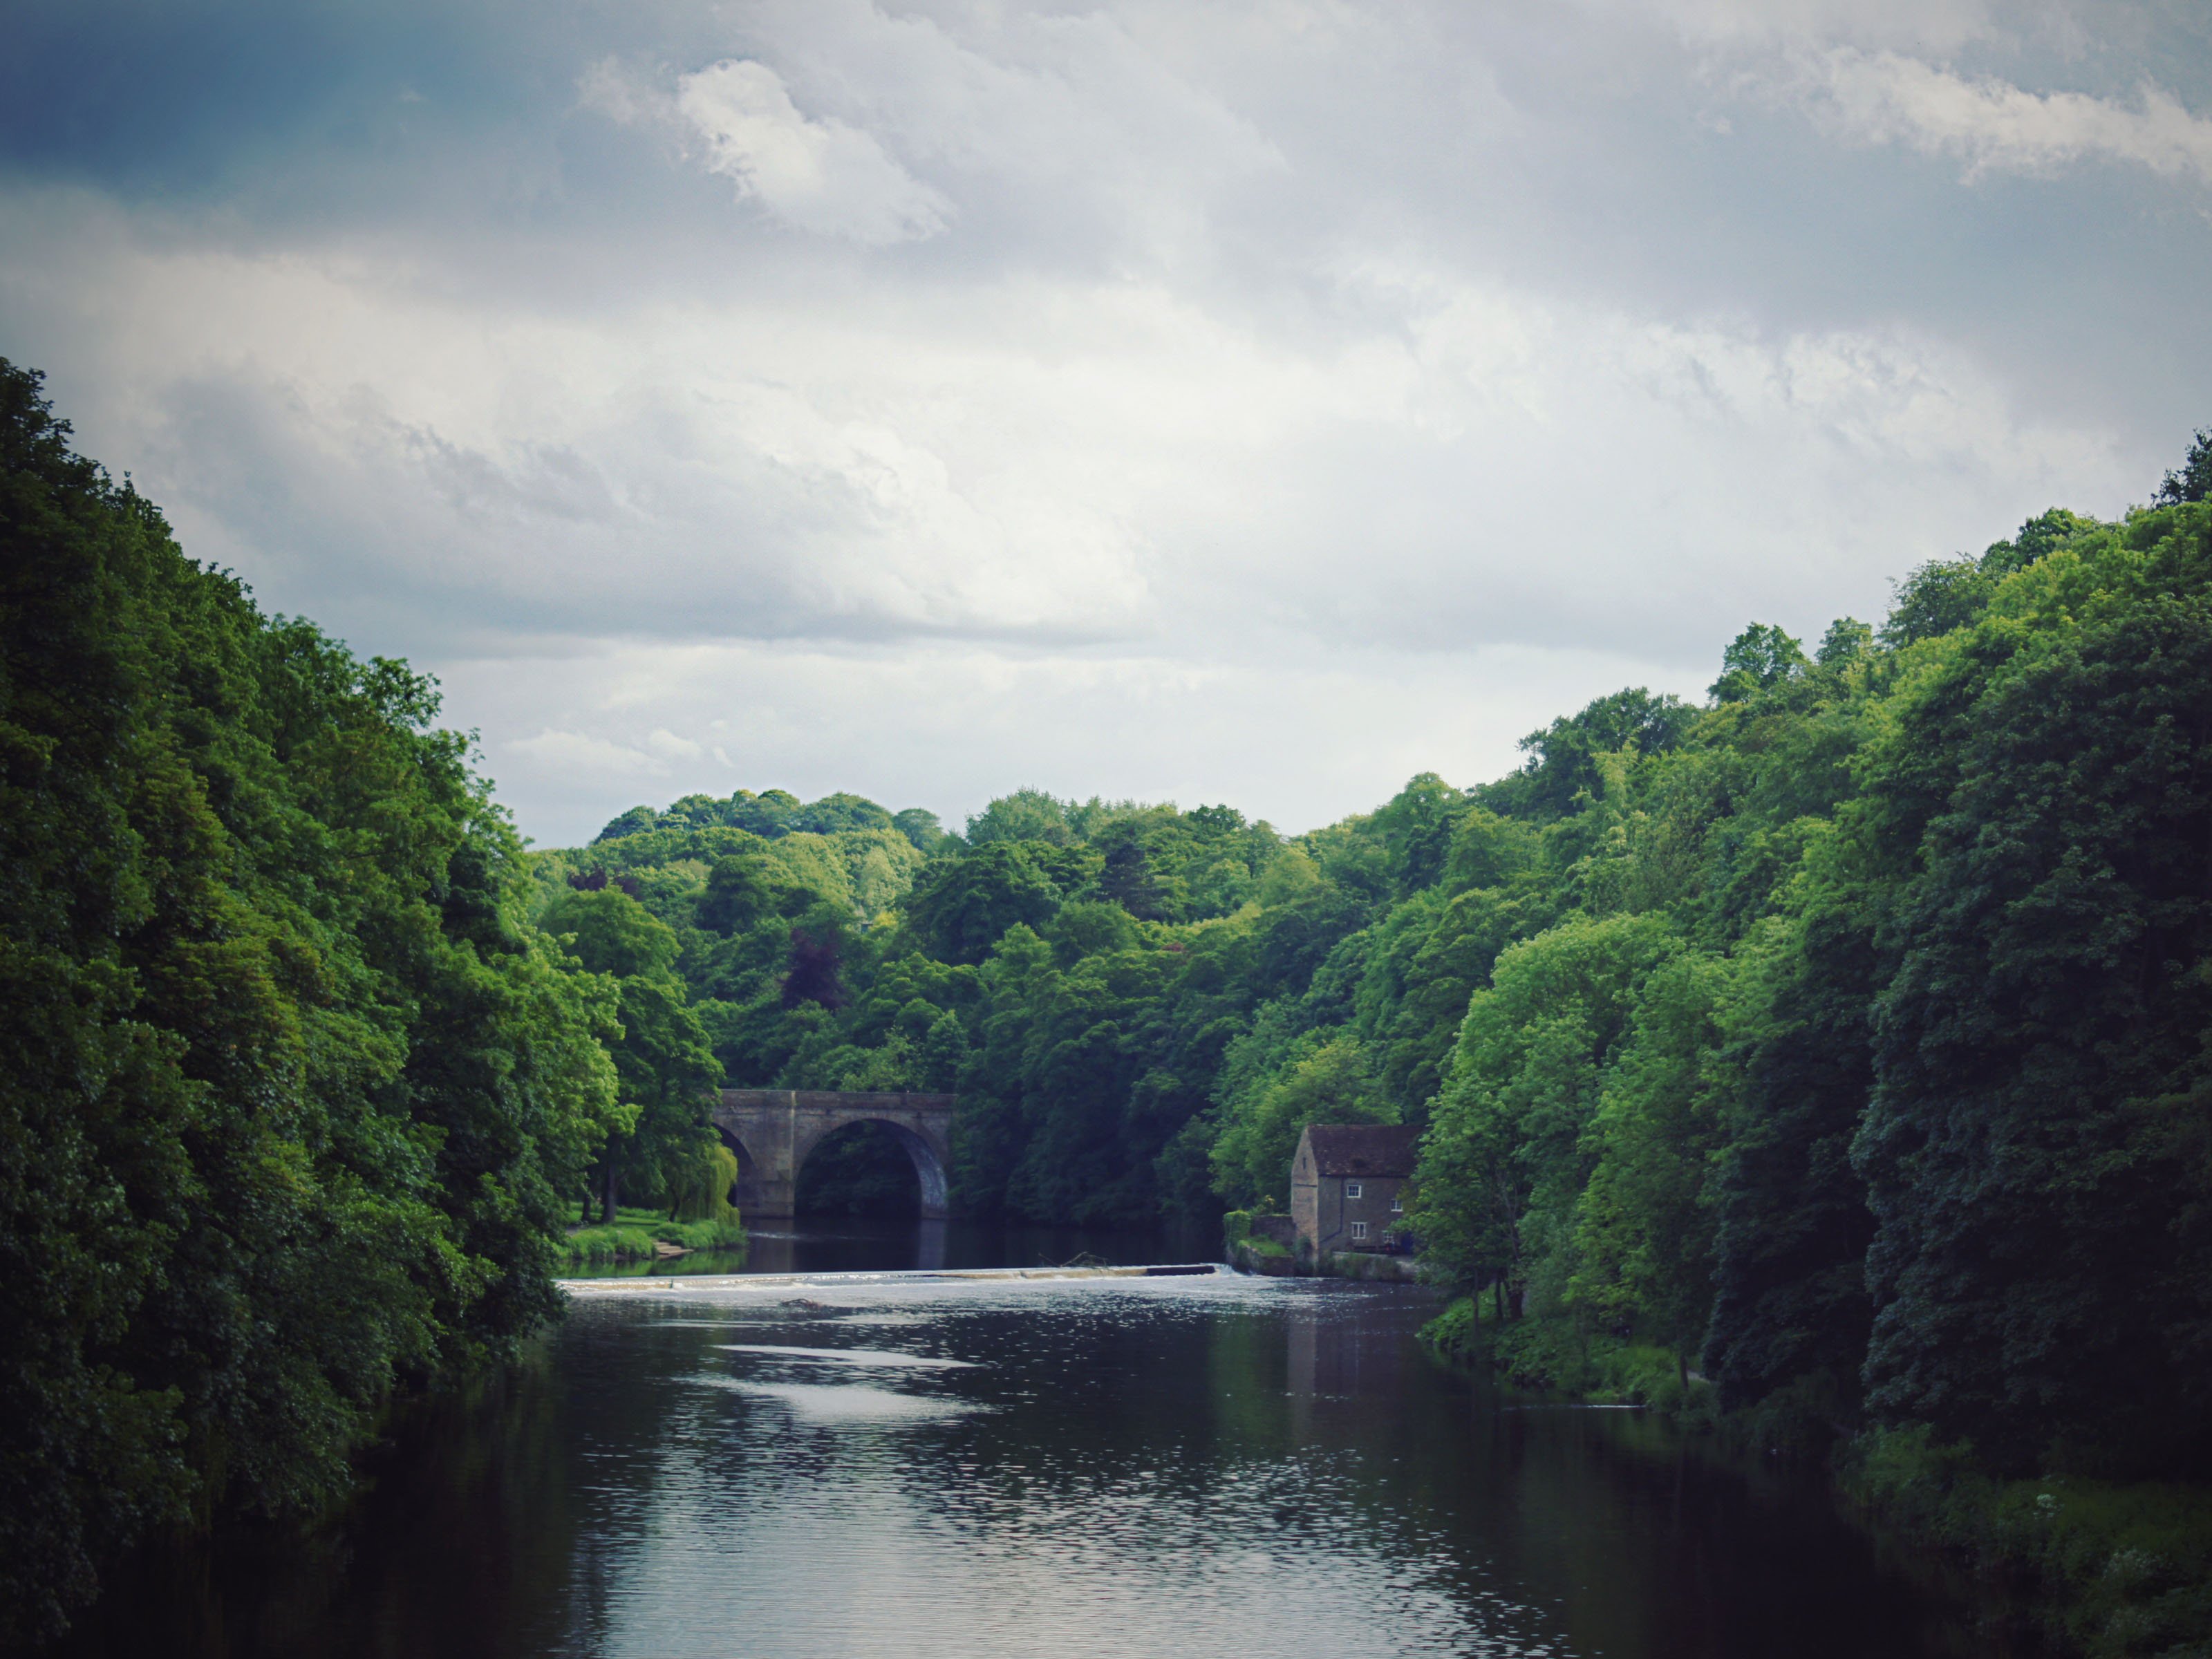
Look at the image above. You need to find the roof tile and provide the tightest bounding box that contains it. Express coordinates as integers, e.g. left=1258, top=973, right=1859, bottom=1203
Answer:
left=1302, top=1123, right=1420, bottom=1178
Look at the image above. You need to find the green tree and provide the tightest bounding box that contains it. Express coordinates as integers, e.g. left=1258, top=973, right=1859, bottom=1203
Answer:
left=1853, top=504, right=2212, bottom=1472
left=1371, top=772, right=1465, bottom=895
left=1044, top=898, right=1142, bottom=966
left=1815, top=617, right=1874, bottom=668
left=892, top=807, right=954, bottom=854
left=1570, top=950, right=1732, bottom=1376
left=903, top=841, right=1077, bottom=964
left=1497, top=687, right=1694, bottom=819
left=1413, top=913, right=1680, bottom=1313
left=541, top=888, right=722, bottom=1219
left=1209, top=1034, right=1389, bottom=1209
left=1709, top=623, right=1809, bottom=702
left=695, top=854, right=802, bottom=935
left=1880, top=556, right=1994, bottom=647
left=1700, top=886, right=1880, bottom=1413
left=965, top=787, right=1076, bottom=845
left=2155, top=428, right=2211, bottom=506
left=0, top=361, right=620, bottom=1642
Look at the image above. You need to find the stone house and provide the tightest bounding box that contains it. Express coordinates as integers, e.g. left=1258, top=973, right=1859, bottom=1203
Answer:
left=1290, top=1123, right=1420, bottom=1256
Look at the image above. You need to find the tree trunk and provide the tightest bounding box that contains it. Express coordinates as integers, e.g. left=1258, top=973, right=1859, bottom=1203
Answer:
left=602, top=1164, right=618, bottom=1226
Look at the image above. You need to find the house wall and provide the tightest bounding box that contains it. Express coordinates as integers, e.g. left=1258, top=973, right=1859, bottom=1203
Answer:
left=1290, top=1143, right=1319, bottom=1248
left=1304, top=1175, right=1411, bottom=1252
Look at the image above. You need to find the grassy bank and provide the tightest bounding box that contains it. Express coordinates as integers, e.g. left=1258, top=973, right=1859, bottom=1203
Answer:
left=563, top=1206, right=747, bottom=1265
left=1226, top=1237, right=1295, bottom=1275
left=1420, top=1296, right=1708, bottom=1414
left=1223, top=1209, right=1294, bottom=1271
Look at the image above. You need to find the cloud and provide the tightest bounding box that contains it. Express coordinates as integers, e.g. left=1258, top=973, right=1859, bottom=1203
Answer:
left=509, top=727, right=675, bottom=779
left=1, top=0, right=2200, bottom=847
left=1768, top=50, right=2212, bottom=185
left=1620, top=0, right=2004, bottom=55
left=647, top=727, right=703, bottom=758
left=585, top=55, right=951, bottom=243
left=455, top=635, right=1700, bottom=845
left=1, top=174, right=2125, bottom=700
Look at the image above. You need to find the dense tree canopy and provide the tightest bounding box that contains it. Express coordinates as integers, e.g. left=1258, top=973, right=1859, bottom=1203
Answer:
left=0, top=362, right=624, bottom=1642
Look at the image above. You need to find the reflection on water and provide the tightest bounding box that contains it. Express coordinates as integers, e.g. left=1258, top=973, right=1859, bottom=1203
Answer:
left=62, top=1266, right=2000, bottom=1659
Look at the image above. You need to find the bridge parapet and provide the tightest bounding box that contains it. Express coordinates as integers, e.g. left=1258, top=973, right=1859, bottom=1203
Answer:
left=713, top=1090, right=957, bottom=1220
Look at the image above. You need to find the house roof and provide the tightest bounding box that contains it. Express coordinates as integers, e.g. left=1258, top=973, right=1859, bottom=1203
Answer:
left=1300, top=1123, right=1421, bottom=1179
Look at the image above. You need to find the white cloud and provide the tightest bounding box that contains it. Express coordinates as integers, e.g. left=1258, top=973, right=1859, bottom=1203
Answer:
left=508, top=728, right=673, bottom=778
left=587, top=56, right=952, bottom=244
left=1771, top=50, right=2212, bottom=185
left=726, top=0, right=1285, bottom=236
left=646, top=727, right=703, bottom=759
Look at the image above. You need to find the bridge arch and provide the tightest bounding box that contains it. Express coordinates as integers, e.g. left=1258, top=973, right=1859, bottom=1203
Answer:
left=714, top=1125, right=761, bottom=1201
left=791, top=1117, right=949, bottom=1217
left=712, top=1090, right=955, bottom=1221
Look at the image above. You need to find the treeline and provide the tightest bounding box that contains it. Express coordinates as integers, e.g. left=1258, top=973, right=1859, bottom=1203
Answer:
left=1410, top=490, right=2212, bottom=1482
left=0, top=363, right=734, bottom=1643
left=565, top=782, right=1329, bottom=1218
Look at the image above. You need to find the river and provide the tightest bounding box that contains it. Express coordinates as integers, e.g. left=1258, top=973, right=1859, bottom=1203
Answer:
left=61, top=1224, right=1999, bottom=1658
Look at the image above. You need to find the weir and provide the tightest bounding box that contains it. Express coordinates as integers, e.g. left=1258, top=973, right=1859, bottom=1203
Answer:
left=713, top=1089, right=957, bottom=1221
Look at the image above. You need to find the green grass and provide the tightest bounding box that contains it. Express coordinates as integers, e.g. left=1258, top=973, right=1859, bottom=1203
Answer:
left=562, top=1206, right=747, bottom=1264
left=1224, top=1210, right=1294, bottom=1264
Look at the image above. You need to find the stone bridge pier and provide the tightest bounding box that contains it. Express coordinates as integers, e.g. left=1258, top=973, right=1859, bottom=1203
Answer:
left=713, top=1090, right=956, bottom=1221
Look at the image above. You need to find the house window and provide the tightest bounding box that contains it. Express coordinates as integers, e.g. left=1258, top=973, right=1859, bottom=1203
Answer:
left=1346, top=1181, right=1362, bottom=1198
left=1351, top=1221, right=1368, bottom=1240
left=1390, top=1195, right=1403, bottom=1213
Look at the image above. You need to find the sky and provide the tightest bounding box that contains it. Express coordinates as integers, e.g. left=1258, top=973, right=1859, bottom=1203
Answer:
left=3, top=1, right=2208, bottom=847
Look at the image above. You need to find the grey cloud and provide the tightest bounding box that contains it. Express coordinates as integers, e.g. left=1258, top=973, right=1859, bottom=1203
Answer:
left=447, top=635, right=1697, bottom=847
left=133, top=366, right=1149, bottom=659
left=1, top=0, right=2204, bottom=845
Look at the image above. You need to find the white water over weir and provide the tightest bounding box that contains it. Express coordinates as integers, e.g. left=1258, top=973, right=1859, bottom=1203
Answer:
left=561, top=1263, right=1227, bottom=1295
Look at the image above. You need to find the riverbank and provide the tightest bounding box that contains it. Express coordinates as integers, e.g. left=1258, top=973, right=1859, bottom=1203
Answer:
left=1225, top=1237, right=1421, bottom=1280
left=562, top=1206, right=746, bottom=1266
left=1839, top=1429, right=2212, bottom=1659
left=1221, top=1211, right=1421, bottom=1281
left=1419, top=1296, right=1707, bottom=1414
left=1420, top=1296, right=2212, bottom=1658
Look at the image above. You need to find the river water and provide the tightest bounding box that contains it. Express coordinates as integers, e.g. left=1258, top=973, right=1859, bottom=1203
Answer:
left=64, top=1226, right=1997, bottom=1658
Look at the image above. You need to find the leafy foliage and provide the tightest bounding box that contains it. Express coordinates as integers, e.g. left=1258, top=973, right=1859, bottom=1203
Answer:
left=0, top=362, right=621, bottom=1642
left=2156, top=429, right=2211, bottom=506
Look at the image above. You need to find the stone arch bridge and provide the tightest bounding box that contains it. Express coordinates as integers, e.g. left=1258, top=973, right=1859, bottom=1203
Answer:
left=713, top=1090, right=955, bottom=1221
